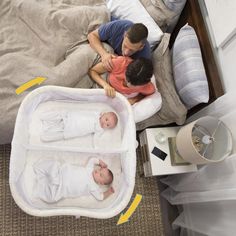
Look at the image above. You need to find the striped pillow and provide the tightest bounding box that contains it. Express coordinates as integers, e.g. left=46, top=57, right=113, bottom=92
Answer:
left=172, top=24, right=209, bottom=109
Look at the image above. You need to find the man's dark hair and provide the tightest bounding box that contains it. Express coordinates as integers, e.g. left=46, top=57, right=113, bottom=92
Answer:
left=126, top=57, right=153, bottom=86
left=126, top=23, right=148, bottom=44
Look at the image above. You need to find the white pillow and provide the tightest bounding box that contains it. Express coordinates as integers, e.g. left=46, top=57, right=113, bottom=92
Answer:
left=172, top=24, right=209, bottom=109
left=106, top=0, right=163, bottom=48
left=132, top=75, right=162, bottom=123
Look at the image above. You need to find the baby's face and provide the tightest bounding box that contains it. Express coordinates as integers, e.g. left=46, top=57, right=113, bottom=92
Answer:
left=93, top=167, right=110, bottom=185
left=99, top=112, right=117, bottom=129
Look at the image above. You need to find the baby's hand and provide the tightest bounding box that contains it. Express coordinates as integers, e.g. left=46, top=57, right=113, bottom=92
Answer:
left=103, top=186, right=115, bottom=199
left=99, top=159, right=107, bottom=168
left=108, top=186, right=115, bottom=194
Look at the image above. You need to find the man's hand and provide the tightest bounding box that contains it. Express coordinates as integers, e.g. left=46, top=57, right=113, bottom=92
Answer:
left=128, top=97, right=138, bottom=105
left=99, top=159, right=107, bottom=168
left=101, top=53, right=116, bottom=71
left=128, top=94, right=145, bottom=105
left=104, top=84, right=116, bottom=98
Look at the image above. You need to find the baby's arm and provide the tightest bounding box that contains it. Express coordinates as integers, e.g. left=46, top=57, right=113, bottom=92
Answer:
left=90, top=187, right=114, bottom=200
left=99, top=159, right=107, bottom=168
left=86, top=157, right=99, bottom=169
left=103, top=186, right=115, bottom=200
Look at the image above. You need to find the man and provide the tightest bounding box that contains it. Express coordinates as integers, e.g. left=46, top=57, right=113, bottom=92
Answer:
left=88, top=19, right=151, bottom=71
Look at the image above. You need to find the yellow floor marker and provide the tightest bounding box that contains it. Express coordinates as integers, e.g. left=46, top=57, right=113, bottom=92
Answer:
left=117, top=194, right=142, bottom=225
left=15, top=77, right=46, bottom=95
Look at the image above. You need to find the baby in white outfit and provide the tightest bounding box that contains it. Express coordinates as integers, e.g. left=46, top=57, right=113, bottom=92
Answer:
left=40, top=110, right=118, bottom=142
left=34, top=157, right=114, bottom=203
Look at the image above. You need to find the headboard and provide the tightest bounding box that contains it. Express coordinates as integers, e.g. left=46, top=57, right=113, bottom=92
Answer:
left=170, top=0, right=224, bottom=115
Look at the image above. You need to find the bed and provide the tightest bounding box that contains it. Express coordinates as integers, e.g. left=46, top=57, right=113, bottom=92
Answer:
left=136, top=0, right=224, bottom=130
left=0, top=0, right=224, bottom=144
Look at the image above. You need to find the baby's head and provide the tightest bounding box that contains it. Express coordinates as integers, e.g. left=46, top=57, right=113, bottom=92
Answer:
left=93, top=167, right=113, bottom=185
left=99, top=111, right=118, bottom=129
left=125, top=57, right=153, bottom=86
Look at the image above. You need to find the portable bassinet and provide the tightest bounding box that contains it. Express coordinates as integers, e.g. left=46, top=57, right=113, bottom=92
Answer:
left=10, top=86, right=136, bottom=218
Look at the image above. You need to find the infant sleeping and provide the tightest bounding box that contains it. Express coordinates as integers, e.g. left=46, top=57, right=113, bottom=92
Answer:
left=33, top=157, right=114, bottom=203
left=40, top=110, right=118, bottom=142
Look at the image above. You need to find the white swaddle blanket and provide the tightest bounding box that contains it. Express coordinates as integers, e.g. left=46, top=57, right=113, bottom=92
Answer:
left=41, top=111, right=103, bottom=141
left=29, top=101, right=122, bottom=149
left=34, top=158, right=104, bottom=203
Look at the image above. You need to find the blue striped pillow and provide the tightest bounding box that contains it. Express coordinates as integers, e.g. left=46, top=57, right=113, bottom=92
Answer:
left=172, top=24, right=209, bottom=109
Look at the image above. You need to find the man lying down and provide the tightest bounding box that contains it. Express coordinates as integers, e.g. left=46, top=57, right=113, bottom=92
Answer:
left=33, top=157, right=114, bottom=203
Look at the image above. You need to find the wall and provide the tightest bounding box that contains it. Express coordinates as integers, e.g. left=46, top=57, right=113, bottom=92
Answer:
left=199, top=0, right=236, bottom=93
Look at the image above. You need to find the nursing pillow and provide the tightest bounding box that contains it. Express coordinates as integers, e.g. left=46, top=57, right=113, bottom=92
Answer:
left=132, top=75, right=162, bottom=123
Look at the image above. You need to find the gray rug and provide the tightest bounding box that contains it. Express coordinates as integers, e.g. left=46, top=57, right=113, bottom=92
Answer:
left=0, top=144, right=164, bottom=236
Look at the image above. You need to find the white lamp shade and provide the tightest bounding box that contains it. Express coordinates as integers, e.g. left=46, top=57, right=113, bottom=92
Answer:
left=176, top=116, right=233, bottom=164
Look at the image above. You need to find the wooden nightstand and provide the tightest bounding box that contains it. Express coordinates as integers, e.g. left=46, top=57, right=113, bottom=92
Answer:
left=139, top=127, right=198, bottom=177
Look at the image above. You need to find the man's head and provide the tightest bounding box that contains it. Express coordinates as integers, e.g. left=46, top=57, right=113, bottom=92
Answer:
left=99, top=112, right=118, bottom=129
left=93, top=167, right=113, bottom=185
left=122, top=23, right=148, bottom=57
left=126, top=57, right=153, bottom=86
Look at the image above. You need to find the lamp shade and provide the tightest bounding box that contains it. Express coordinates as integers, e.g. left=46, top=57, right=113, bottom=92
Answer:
left=176, top=116, right=233, bottom=164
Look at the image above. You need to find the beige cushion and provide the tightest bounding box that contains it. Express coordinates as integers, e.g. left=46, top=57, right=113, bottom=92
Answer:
left=136, top=33, right=187, bottom=130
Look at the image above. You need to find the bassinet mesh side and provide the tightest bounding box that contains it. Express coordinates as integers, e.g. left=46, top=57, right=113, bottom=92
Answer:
left=10, top=86, right=136, bottom=218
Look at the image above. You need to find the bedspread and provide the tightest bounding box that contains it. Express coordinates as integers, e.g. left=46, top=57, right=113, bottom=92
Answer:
left=0, top=0, right=109, bottom=144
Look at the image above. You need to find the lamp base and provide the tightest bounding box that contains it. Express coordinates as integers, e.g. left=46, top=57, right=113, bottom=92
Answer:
left=168, top=137, right=191, bottom=166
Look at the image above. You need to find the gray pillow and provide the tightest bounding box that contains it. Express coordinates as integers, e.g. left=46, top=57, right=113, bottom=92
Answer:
left=136, top=33, right=187, bottom=130
left=172, top=24, right=209, bottom=109
left=139, top=0, right=186, bottom=33
left=162, top=0, right=186, bottom=13
left=162, top=0, right=186, bottom=32
left=139, top=0, right=175, bottom=32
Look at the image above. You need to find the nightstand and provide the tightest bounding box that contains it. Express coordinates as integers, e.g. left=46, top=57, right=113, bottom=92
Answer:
left=139, top=127, right=198, bottom=177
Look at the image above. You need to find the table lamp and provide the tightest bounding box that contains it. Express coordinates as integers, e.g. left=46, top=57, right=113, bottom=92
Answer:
left=176, top=116, right=233, bottom=164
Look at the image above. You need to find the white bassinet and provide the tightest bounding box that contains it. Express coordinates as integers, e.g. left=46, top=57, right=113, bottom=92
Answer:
left=10, top=86, right=136, bottom=219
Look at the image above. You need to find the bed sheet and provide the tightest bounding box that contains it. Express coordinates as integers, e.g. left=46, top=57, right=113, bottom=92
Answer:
left=0, top=0, right=109, bottom=144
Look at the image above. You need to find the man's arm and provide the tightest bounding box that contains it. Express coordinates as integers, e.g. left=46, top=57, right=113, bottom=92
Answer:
left=88, top=29, right=114, bottom=71
left=88, top=62, right=116, bottom=97
left=128, top=94, right=145, bottom=105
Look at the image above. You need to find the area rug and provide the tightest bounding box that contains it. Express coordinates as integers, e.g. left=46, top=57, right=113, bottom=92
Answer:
left=0, top=144, right=164, bottom=236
